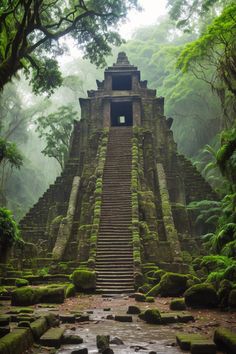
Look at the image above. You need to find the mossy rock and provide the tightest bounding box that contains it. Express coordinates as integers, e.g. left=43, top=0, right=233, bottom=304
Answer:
left=71, top=270, right=96, bottom=291
left=147, top=273, right=189, bottom=297
left=11, top=286, right=65, bottom=306
left=0, top=328, right=33, bottom=354
left=214, top=327, right=236, bottom=353
left=15, top=279, right=29, bottom=288
left=145, top=296, right=155, bottom=303
left=184, top=283, right=219, bottom=308
left=134, top=292, right=146, bottom=302
left=138, top=308, right=161, bottom=324
left=138, top=283, right=152, bottom=294
left=65, top=284, right=76, bottom=298
left=170, top=298, right=186, bottom=311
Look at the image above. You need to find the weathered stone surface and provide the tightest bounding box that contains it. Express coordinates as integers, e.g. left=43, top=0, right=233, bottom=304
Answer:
left=127, top=305, right=141, bottom=314
left=139, top=309, right=161, bottom=324
left=184, top=284, right=219, bottom=308
left=190, top=340, right=216, bottom=354
left=214, top=327, right=236, bottom=353
left=115, top=315, right=132, bottom=322
left=176, top=333, right=205, bottom=350
left=96, top=335, right=110, bottom=351
left=30, top=317, right=48, bottom=340
left=40, top=327, right=65, bottom=348
left=170, top=298, right=186, bottom=311
left=134, top=293, right=146, bottom=302
left=0, top=328, right=33, bottom=354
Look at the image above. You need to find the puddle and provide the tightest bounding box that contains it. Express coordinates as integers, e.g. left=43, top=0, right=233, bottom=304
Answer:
left=57, top=308, right=181, bottom=353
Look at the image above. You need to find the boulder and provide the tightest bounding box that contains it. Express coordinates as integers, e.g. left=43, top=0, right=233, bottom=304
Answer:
left=184, top=283, right=219, bottom=308
left=147, top=273, right=189, bottom=297
left=138, top=308, right=161, bottom=324
left=127, top=305, right=141, bottom=314
left=71, top=270, right=96, bottom=291
left=96, top=335, right=110, bottom=352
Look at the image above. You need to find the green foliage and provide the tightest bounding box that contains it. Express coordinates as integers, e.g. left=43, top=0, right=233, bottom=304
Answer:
left=0, top=207, right=21, bottom=248
left=123, top=19, right=222, bottom=156
left=0, top=0, right=139, bottom=92
left=0, top=138, right=23, bottom=168
left=36, top=105, right=77, bottom=169
left=177, top=4, right=236, bottom=128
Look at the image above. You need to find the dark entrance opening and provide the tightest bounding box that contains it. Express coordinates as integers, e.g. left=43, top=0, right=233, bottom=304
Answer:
left=111, top=102, right=133, bottom=126
left=112, top=75, right=132, bottom=90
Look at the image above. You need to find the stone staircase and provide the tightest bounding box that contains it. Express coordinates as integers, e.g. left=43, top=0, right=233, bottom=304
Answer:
left=95, top=127, right=134, bottom=294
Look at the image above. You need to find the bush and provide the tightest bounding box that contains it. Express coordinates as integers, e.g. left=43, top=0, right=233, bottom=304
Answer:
left=70, top=269, right=96, bottom=291
left=0, top=208, right=21, bottom=262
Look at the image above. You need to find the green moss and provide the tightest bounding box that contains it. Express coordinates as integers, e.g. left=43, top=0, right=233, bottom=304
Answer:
left=71, top=269, right=96, bottom=291
left=214, top=327, right=236, bottom=353
left=11, top=285, right=65, bottom=306
left=65, top=284, right=76, bottom=298
left=0, top=328, right=33, bottom=354
left=147, top=272, right=189, bottom=297
left=30, top=317, right=48, bottom=340
left=170, top=298, right=186, bottom=311
left=138, top=308, right=161, bottom=324
left=15, top=279, right=29, bottom=288
left=145, top=296, right=155, bottom=303
left=184, top=283, right=219, bottom=308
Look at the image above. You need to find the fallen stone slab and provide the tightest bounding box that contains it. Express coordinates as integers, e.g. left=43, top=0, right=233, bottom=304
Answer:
left=0, top=327, right=33, bottom=354
left=214, top=327, right=236, bottom=353
left=115, top=315, right=132, bottom=322
left=30, top=317, right=48, bottom=340
left=176, top=333, right=205, bottom=350
left=59, top=314, right=76, bottom=323
left=191, top=340, right=216, bottom=354
left=40, top=327, right=65, bottom=348
left=62, top=334, right=83, bottom=344
left=177, top=312, right=194, bottom=323
left=160, top=313, right=178, bottom=324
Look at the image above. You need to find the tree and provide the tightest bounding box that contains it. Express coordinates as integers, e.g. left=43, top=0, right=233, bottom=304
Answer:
left=0, top=207, right=21, bottom=262
left=0, top=0, right=139, bottom=93
left=167, top=0, right=231, bottom=31
left=36, top=105, right=78, bottom=169
left=176, top=4, right=236, bottom=128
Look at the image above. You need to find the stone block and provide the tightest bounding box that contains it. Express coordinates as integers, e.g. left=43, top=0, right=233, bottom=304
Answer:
left=214, top=327, right=236, bottom=353
left=30, top=317, right=48, bottom=340
left=191, top=340, right=216, bottom=354
left=0, top=316, right=10, bottom=326
left=40, top=327, right=65, bottom=348
left=115, top=315, right=133, bottom=322
left=176, top=333, right=204, bottom=350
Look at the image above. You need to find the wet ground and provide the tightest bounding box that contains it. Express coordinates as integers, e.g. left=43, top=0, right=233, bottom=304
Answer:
left=1, top=294, right=236, bottom=353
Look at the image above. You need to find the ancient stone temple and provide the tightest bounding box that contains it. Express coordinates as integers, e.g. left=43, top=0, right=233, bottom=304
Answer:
left=19, top=52, right=217, bottom=294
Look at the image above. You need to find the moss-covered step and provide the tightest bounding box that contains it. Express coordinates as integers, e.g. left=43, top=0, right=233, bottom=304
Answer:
left=191, top=340, right=216, bottom=354
left=39, top=327, right=65, bottom=348
left=30, top=317, right=48, bottom=340
left=214, top=327, right=236, bottom=353
left=0, top=328, right=33, bottom=354
left=176, top=333, right=207, bottom=350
